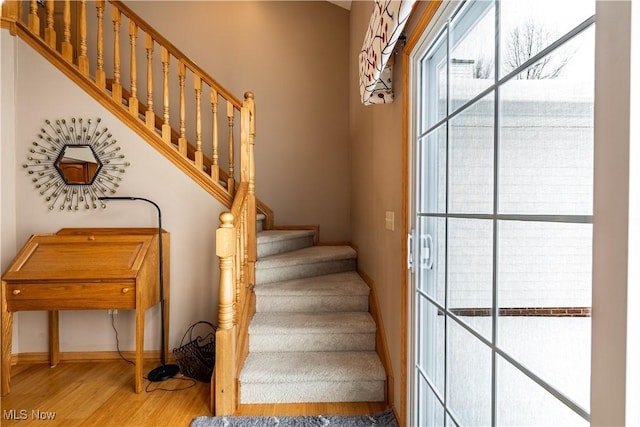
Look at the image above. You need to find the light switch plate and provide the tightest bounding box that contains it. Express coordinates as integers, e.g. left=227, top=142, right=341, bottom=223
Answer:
left=385, top=211, right=395, bottom=231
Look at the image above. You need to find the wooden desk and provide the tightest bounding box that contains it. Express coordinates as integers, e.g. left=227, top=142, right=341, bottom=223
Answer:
left=1, top=228, right=170, bottom=396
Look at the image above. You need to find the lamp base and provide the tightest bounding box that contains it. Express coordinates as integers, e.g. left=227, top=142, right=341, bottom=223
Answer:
left=147, top=363, right=180, bottom=382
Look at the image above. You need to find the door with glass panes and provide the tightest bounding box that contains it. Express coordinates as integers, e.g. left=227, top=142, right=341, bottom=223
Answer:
left=410, top=1, right=595, bottom=425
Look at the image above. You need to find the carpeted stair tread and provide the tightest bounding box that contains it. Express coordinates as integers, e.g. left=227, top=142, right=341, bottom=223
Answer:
left=256, top=245, right=356, bottom=269
left=257, top=229, right=315, bottom=244
left=254, top=272, right=371, bottom=313
left=255, top=272, right=370, bottom=297
left=257, top=230, right=315, bottom=258
left=249, top=312, right=376, bottom=334
left=255, top=245, right=357, bottom=284
left=240, top=351, right=386, bottom=383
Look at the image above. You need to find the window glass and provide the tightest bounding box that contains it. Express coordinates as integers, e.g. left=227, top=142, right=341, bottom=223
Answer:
left=500, top=0, right=596, bottom=78
left=498, top=220, right=592, bottom=409
left=449, top=93, right=494, bottom=214
left=447, top=218, right=493, bottom=340
left=422, top=30, right=448, bottom=131
left=418, top=124, right=447, bottom=214
left=446, top=319, right=492, bottom=426
left=496, top=356, right=590, bottom=426
left=498, top=27, right=595, bottom=215
left=418, top=297, right=445, bottom=394
left=450, top=1, right=495, bottom=112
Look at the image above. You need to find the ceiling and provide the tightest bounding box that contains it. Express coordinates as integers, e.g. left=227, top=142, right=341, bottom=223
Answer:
left=327, top=1, right=352, bottom=10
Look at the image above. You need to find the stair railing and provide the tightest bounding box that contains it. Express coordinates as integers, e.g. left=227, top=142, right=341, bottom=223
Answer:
left=213, top=93, right=256, bottom=415
left=2, top=0, right=247, bottom=204
left=2, top=0, right=261, bottom=415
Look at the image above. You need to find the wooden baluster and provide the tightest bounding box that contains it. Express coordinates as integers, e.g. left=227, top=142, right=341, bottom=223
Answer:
left=111, top=6, right=122, bottom=103
left=77, top=0, right=88, bottom=75
left=242, top=203, right=249, bottom=289
left=95, top=1, right=106, bottom=90
left=178, top=61, right=187, bottom=156
left=243, top=92, right=257, bottom=286
left=227, top=103, right=235, bottom=195
left=28, top=0, right=40, bottom=35
left=194, top=76, right=203, bottom=171
left=145, top=34, right=155, bottom=130
left=128, top=20, right=138, bottom=117
left=44, top=0, right=56, bottom=49
left=161, top=47, right=171, bottom=144
left=61, top=0, right=72, bottom=62
left=214, top=212, right=237, bottom=414
left=211, top=89, right=220, bottom=183
left=235, top=217, right=243, bottom=327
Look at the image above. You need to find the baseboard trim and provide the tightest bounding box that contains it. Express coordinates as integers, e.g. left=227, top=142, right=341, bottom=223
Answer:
left=357, top=269, right=395, bottom=410
left=10, top=350, right=171, bottom=366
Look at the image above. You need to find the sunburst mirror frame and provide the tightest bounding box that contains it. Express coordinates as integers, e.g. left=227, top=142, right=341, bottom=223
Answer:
left=23, top=117, right=130, bottom=210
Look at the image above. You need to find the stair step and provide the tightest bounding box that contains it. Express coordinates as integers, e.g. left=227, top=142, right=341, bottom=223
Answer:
left=257, top=213, right=266, bottom=232
left=240, top=351, right=386, bottom=403
left=249, top=312, right=376, bottom=352
left=255, top=271, right=370, bottom=313
left=257, top=229, right=315, bottom=258
left=255, top=246, right=356, bottom=284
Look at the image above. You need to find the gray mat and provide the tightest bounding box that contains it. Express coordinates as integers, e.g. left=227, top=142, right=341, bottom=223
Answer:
left=190, top=409, right=398, bottom=427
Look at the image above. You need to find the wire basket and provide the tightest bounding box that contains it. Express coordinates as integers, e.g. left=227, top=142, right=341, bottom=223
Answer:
left=172, top=321, right=217, bottom=382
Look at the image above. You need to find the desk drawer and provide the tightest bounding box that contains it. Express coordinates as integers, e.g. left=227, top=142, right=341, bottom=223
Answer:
left=6, top=282, right=136, bottom=311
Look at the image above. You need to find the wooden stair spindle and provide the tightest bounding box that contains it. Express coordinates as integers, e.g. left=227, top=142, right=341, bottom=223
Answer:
left=44, top=0, right=56, bottom=49
left=111, top=6, right=122, bottom=103
left=178, top=60, right=187, bottom=157
left=227, top=102, right=235, bottom=195
left=161, top=47, right=171, bottom=144
left=128, top=20, right=138, bottom=117
left=235, top=207, right=245, bottom=327
left=145, top=34, right=155, bottom=130
left=28, top=0, right=39, bottom=35
left=77, top=0, right=89, bottom=76
left=61, top=0, right=72, bottom=63
left=195, top=76, right=203, bottom=171
left=244, top=92, right=257, bottom=285
left=211, top=89, right=220, bottom=183
left=95, top=0, right=106, bottom=90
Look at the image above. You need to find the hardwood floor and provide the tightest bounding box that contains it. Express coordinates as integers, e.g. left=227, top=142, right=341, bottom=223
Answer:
left=1, top=361, right=389, bottom=426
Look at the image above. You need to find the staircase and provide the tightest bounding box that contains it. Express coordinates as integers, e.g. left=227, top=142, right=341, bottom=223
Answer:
left=240, top=227, right=386, bottom=403
left=1, top=0, right=389, bottom=413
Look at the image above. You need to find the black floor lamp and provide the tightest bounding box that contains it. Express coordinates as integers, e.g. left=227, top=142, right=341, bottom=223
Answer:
left=98, top=196, right=180, bottom=382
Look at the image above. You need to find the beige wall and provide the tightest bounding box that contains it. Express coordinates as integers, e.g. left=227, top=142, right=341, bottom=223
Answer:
left=1, top=37, right=225, bottom=354
left=125, top=1, right=351, bottom=241
left=349, top=0, right=409, bottom=415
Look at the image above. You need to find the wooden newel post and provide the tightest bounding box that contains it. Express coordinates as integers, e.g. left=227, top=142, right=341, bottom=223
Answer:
left=213, top=212, right=237, bottom=415
left=216, top=212, right=235, bottom=330
left=1, top=1, right=21, bottom=35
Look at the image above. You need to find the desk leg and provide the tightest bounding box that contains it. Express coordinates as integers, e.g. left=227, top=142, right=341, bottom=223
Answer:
left=135, top=307, right=144, bottom=393
left=1, top=280, right=12, bottom=396
left=49, top=311, right=59, bottom=367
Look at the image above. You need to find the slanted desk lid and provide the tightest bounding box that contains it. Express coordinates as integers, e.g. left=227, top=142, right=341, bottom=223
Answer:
left=2, top=233, right=155, bottom=281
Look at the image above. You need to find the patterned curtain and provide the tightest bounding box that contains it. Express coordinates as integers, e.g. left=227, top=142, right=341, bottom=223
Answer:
left=359, top=0, right=416, bottom=105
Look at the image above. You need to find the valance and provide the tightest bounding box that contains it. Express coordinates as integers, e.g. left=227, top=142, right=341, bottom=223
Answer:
left=359, top=0, right=416, bottom=105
